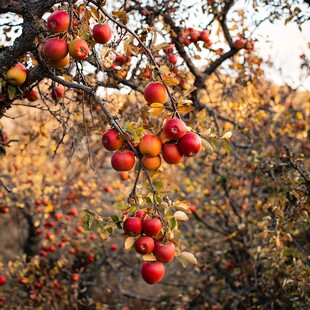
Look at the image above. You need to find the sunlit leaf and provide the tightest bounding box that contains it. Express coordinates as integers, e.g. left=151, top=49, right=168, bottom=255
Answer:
left=174, top=211, right=189, bottom=221
left=7, top=85, right=16, bottom=100
left=124, top=236, right=135, bottom=250
left=143, top=253, right=157, bottom=261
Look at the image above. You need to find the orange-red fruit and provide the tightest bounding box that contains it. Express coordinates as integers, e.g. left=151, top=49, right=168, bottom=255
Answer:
left=143, top=82, right=168, bottom=104
left=168, top=54, right=178, bottom=65
left=123, top=217, right=143, bottom=236
left=0, top=275, right=6, bottom=286
left=51, top=85, right=65, bottom=100
left=111, top=150, right=135, bottom=171
left=162, top=143, right=183, bottom=164
left=135, top=209, right=145, bottom=219
left=92, top=24, right=112, bottom=44
left=48, top=53, right=70, bottom=69
left=72, top=273, right=79, bottom=282
left=200, top=30, right=210, bottom=43
left=141, top=261, right=165, bottom=285
left=153, top=241, right=175, bottom=263
left=134, top=236, right=155, bottom=254
left=47, top=10, right=70, bottom=34
left=177, top=132, right=201, bottom=157
left=69, top=38, right=89, bottom=60
left=119, top=171, right=129, bottom=180
left=102, top=129, right=124, bottom=151
left=139, top=134, right=162, bottom=156
left=44, top=38, right=68, bottom=61
left=163, top=118, right=187, bottom=140
left=141, top=155, right=161, bottom=171
left=26, top=90, right=39, bottom=102
left=143, top=217, right=162, bottom=237
left=114, top=55, right=126, bottom=66
left=189, top=30, right=199, bottom=43
left=234, top=38, right=246, bottom=49
left=6, top=62, right=27, bottom=86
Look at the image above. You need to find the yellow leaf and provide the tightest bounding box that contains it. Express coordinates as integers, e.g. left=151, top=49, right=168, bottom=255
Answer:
left=124, top=236, right=135, bottom=250
left=152, top=42, right=171, bottom=52
left=178, top=106, right=195, bottom=113
left=162, top=76, right=179, bottom=86
left=180, top=252, right=198, bottom=265
left=296, top=112, right=303, bottom=120
left=113, top=11, right=128, bottom=23
left=174, top=211, right=189, bottom=221
left=158, top=65, right=170, bottom=75
left=143, top=253, right=157, bottom=261
left=150, top=102, right=164, bottom=108
left=149, top=107, right=164, bottom=117
left=174, top=200, right=189, bottom=212
left=100, top=230, right=109, bottom=240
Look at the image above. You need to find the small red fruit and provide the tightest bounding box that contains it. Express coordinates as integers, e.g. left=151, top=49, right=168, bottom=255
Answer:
left=44, top=38, right=68, bottom=61
left=168, top=54, right=178, bottom=65
left=119, top=171, right=129, bottom=180
left=143, top=82, right=168, bottom=104
left=135, top=209, right=144, bottom=219
left=141, top=155, right=161, bottom=171
left=92, top=24, right=112, bottom=44
left=111, top=243, right=118, bottom=251
left=134, top=236, right=155, bottom=254
left=199, top=30, right=210, bottom=43
left=123, top=217, right=143, bottom=236
left=111, top=150, right=135, bottom=171
left=47, top=10, right=70, bottom=34
left=163, top=118, right=187, bottom=140
left=143, top=217, right=162, bottom=237
left=139, top=134, right=162, bottom=157
left=177, top=132, right=202, bottom=157
left=114, top=55, right=126, bottom=66
left=0, top=275, right=6, bottom=286
left=234, top=38, right=246, bottom=49
left=69, top=38, right=89, bottom=60
left=51, top=85, right=65, bottom=101
left=162, top=143, right=183, bottom=164
left=141, top=261, right=165, bottom=285
left=153, top=241, right=175, bottom=263
left=102, top=129, right=124, bottom=151
left=72, top=273, right=79, bottom=282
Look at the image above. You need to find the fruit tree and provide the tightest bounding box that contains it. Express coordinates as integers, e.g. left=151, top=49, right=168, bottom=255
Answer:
left=0, top=0, right=309, bottom=309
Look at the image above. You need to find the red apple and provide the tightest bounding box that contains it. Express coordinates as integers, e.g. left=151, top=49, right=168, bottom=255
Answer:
left=189, top=205, right=196, bottom=212
left=25, top=90, right=39, bottom=102
left=48, top=53, right=70, bottom=69
left=92, top=24, right=112, bottom=44
left=141, top=155, right=161, bottom=171
left=234, top=38, right=246, bottom=49
left=168, top=54, right=178, bottom=65
left=163, top=118, right=187, bottom=140
left=143, top=217, right=162, bottom=237
left=123, top=217, right=143, bottom=236
left=134, top=236, right=155, bottom=254
left=6, top=62, right=27, bottom=86
left=135, top=209, right=145, bottom=219
left=200, top=30, right=210, bottom=43
left=245, top=39, right=255, bottom=51
left=141, top=261, right=165, bottom=285
left=139, top=134, right=162, bottom=156
left=111, top=150, right=135, bottom=171
left=164, top=44, right=174, bottom=54
left=111, top=243, right=118, bottom=251
left=177, top=132, right=201, bottom=157
left=153, top=241, right=175, bottom=263
left=114, top=54, right=126, bottom=66
left=143, top=82, right=168, bottom=104
left=47, top=10, right=70, bottom=34
left=69, top=38, right=89, bottom=60
left=119, top=171, right=129, bottom=180
left=189, top=29, right=199, bottom=43
left=180, top=33, right=191, bottom=46
left=0, top=275, right=6, bottom=286
left=44, top=38, right=68, bottom=61
left=72, top=273, right=79, bottom=282
left=51, top=85, right=65, bottom=101
left=102, top=129, right=124, bottom=151
left=162, top=143, right=183, bottom=164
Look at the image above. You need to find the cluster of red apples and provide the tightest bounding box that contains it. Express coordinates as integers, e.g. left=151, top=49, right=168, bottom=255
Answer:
left=42, top=10, right=112, bottom=68
left=179, top=28, right=212, bottom=47
left=102, top=82, right=202, bottom=174
left=123, top=210, right=175, bottom=284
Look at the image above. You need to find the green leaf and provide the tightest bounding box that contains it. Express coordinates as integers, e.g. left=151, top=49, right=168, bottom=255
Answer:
left=90, top=219, right=99, bottom=230
left=169, top=217, right=177, bottom=230
left=7, top=85, right=16, bottom=100
left=221, top=139, right=231, bottom=155
left=83, top=214, right=91, bottom=231
left=111, top=214, right=122, bottom=229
